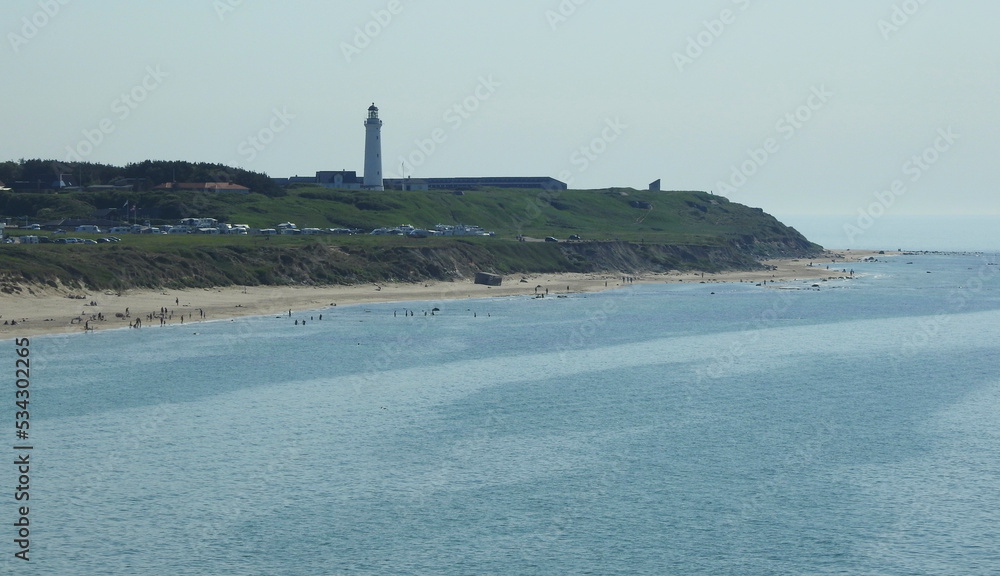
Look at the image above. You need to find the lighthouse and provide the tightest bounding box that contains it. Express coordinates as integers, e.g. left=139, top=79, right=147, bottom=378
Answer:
left=363, top=103, right=384, bottom=190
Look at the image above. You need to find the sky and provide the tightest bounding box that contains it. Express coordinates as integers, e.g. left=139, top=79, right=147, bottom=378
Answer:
left=3, top=0, right=999, bottom=224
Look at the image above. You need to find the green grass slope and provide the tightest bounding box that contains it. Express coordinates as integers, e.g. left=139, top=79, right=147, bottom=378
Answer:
left=0, top=187, right=822, bottom=290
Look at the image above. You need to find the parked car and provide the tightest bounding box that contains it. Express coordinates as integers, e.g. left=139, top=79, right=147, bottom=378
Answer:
left=544, top=236, right=559, bottom=242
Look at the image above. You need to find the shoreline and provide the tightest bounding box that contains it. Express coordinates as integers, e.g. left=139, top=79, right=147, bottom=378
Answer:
left=0, top=250, right=880, bottom=339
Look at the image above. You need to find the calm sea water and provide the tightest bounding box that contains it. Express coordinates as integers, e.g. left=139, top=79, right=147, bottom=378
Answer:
left=775, top=214, right=1000, bottom=253
left=9, top=252, right=1000, bottom=575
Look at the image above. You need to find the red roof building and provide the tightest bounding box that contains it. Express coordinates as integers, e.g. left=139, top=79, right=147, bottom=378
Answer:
left=152, top=182, right=251, bottom=194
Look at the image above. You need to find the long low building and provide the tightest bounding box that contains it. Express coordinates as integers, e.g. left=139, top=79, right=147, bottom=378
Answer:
left=274, top=173, right=567, bottom=192
left=383, top=176, right=567, bottom=191
left=152, top=182, right=251, bottom=194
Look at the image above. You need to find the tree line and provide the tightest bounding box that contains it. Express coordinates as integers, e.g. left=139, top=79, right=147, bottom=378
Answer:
left=0, top=159, right=283, bottom=197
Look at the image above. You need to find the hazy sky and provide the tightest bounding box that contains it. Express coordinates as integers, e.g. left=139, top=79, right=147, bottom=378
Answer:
left=4, top=1, right=998, bottom=218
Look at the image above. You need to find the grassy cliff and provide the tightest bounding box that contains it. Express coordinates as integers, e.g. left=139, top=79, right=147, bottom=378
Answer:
left=0, top=187, right=822, bottom=290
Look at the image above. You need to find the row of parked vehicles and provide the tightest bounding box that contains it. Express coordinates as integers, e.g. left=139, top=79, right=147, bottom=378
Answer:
left=13, top=235, right=122, bottom=244
left=49, top=236, right=122, bottom=244
left=8, top=222, right=498, bottom=240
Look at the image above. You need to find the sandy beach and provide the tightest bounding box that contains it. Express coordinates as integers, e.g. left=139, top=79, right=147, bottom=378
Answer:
left=0, top=249, right=882, bottom=339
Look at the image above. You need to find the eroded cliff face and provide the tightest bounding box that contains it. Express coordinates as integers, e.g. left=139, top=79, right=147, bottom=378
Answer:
left=2, top=235, right=822, bottom=291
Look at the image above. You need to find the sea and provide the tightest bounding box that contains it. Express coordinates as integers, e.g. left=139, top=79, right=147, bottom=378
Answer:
left=8, top=251, right=1000, bottom=575
left=775, top=214, right=1000, bottom=253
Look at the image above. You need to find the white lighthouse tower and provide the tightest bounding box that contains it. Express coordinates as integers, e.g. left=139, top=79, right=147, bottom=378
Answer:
left=363, top=103, right=384, bottom=190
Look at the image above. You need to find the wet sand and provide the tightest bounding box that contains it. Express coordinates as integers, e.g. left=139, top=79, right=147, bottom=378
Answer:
left=0, top=250, right=882, bottom=338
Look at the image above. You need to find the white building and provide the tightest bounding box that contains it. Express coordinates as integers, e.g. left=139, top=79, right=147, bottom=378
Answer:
left=179, top=218, right=218, bottom=228
left=363, top=103, right=384, bottom=190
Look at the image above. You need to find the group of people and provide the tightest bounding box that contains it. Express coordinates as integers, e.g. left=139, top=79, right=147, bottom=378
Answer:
left=74, top=300, right=210, bottom=331
left=80, top=311, right=107, bottom=331
left=294, top=313, right=323, bottom=325
left=138, top=306, right=205, bottom=327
